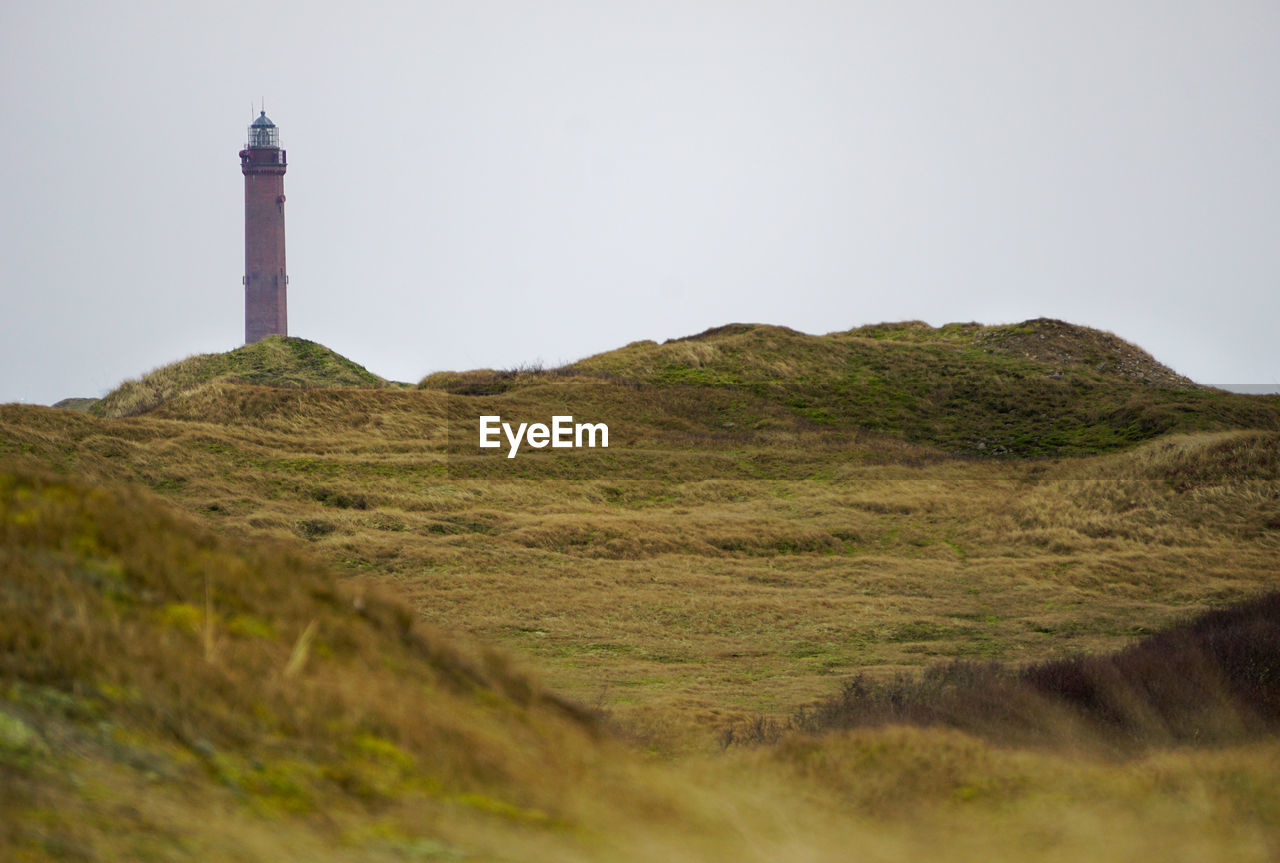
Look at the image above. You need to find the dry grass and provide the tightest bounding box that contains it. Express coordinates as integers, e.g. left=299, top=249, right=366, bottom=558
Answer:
left=3, top=465, right=1279, bottom=862
left=90, top=336, right=392, bottom=419
left=4, top=466, right=818, bottom=862
left=5, top=388, right=1279, bottom=745
left=3, top=322, right=1279, bottom=860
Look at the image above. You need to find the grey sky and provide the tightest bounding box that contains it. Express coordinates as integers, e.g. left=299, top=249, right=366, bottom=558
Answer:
left=2, top=1, right=1277, bottom=405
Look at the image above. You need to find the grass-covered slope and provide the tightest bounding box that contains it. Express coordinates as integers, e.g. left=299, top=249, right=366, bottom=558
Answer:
left=4, top=465, right=1280, bottom=861
left=540, top=318, right=1277, bottom=456
left=5, top=383, right=1277, bottom=744
left=4, top=467, right=799, bottom=862
left=91, top=336, right=391, bottom=419
left=4, top=314, right=1280, bottom=859
left=0, top=468, right=594, bottom=859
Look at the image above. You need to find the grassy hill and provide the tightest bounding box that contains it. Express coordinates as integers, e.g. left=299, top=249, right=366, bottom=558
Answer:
left=0, top=468, right=618, bottom=861
left=6, top=464, right=1279, bottom=861
left=50, top=397, right=99, bottom=412
left=3, top=319, right=1280, bottom=860
left=90, top=336, right=393, bottom=419
left=422, top=318, right=1277, bottom=457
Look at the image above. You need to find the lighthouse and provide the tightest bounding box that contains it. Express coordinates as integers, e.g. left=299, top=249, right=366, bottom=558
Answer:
left=240, top=111, right=288, bottom=343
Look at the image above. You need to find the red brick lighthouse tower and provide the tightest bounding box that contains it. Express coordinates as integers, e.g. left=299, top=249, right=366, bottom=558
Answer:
left=240, top=111, right=288, bottom=343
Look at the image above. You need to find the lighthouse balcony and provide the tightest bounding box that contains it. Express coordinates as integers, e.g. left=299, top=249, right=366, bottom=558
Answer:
left=240, top=148, right=287, bottom=171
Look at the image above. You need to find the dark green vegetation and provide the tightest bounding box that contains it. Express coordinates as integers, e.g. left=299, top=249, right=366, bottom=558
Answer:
left=90, top=336, right=394, bottom=419
left=731, top=591, right=1280, bottom=751
left=5, top=318, right=1280, bottom=861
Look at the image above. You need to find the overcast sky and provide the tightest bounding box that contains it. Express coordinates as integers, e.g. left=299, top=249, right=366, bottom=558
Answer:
left=2, top=1, right=1277, bottom=405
